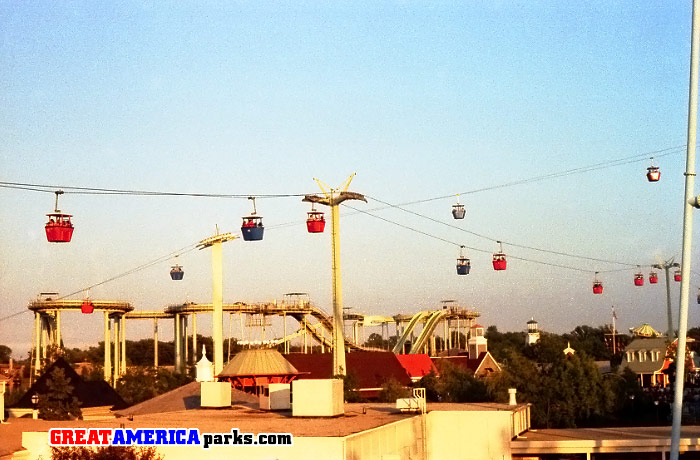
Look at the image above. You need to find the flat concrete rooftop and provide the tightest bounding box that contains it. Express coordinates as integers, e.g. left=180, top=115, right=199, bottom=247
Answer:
left=511, top=425, right=700, bottom=456
left=0, top=401, right=527, bottom=458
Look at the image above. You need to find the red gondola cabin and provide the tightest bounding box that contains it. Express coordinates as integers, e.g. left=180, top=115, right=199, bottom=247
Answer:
left=634, top=273, right=644, bottom=286
left=647, top=166, right=660, bottom=182
left=45, top=191, right=74, bottom=243
left=649, top=272, right=658, bottom=284
left=674, top=270, right=681, bottom=282
left=492, top=241, right=507, bottom=270
left=593, top=281, right=603, bottom=294
left=306, top=211, right=326, bottom=233
left=492, top=253, right=507, bottom=271
left=81, top=301, right=94, bottom=314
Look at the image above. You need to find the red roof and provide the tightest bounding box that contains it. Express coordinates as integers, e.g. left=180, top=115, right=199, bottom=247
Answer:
left=395, top=354, right=438, bottom=380
left=284, top=351, right=412, bottom=392
left=432, top=352, right=491, bottom=373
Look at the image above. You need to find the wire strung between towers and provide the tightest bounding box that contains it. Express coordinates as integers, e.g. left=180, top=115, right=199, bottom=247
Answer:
left=0, top=143, right=686, bottom=199
left=363, top=194, right=640, bottom=268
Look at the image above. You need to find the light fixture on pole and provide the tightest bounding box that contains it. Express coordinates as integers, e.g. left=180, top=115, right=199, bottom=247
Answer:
left=31, top=393, right=39, bottom=420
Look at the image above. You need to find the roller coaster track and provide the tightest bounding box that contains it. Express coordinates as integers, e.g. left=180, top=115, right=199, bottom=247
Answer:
left=392, top=311, right=433, bottom=354
left=408, top=310, right=447, bottom=354
left=290, top=310, right=364, bottom=351
left=163, top=301, right=365, bottom=350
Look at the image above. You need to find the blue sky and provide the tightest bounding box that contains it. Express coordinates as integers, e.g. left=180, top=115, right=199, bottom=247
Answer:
left=1, top=1, right=698, bottom=357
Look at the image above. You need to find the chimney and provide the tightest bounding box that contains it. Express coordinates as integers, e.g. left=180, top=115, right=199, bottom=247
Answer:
left=508, top=388, right=517, bottom=406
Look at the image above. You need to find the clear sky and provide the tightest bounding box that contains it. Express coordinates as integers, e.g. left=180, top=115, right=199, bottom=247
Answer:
left=1, top=1, right=698, bottom=358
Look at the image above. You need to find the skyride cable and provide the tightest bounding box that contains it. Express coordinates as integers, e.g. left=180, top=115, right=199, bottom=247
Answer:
left=363, top=195, right=639, bottom=268
left=343, top=203, right=594, bottom=274
left=0, top=243, right=199, bottom=323
left=0, top=143, right=686, bottom=199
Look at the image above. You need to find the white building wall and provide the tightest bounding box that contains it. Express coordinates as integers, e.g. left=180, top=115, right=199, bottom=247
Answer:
left=20, top=409, right=517, bottom=460
left=345, top=415, right=425, bottom=460
left=427, top=411, right=512, bottom=460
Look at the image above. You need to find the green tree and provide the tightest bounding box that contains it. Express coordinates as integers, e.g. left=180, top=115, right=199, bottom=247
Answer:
left=363, top=333, right=389, bottom=349
left=38, top=367, right=82, bottom=421
left=419, top=360, right=489, bottom=403
left=116, top=368, right=193, bottom=406
left=484, top=326, right=527, bottom=362
left=377, top=378, right=411, bottom=402
left=0, top=345, right=12, bottom=363
left=334, top=372, right=365, bottom=403
left=489, top=349, right=614, bottom=428
left=51, top=446, right=162, bottom=460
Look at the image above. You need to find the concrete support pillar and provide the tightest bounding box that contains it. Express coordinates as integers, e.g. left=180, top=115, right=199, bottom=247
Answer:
left=104, top=312, right=111, bottom=382
left=192, top=314, right=197, bottom=360
left=113, top=317, right=120, bottom=385
left=56, top=310, right=62, bottom=349
left=184, top=315, right=189, bottom=367
left=40, top=316, right=48, bottom=360
left=153, top=318, right=159, bottom=370
left=174, top=313, right=181, bottom=374
left=443, top=319, right=448, bottom=352
left=329, top=203, right=347, bottom=375
left=33, top=312, right=41, bottom=377
left=283, top=313, right=288, bottom=354
left=120, top=315, right=126, bottom=375
left=303, top=316, right=308, bottom=353
left=212, top=241, right=224, bottom=375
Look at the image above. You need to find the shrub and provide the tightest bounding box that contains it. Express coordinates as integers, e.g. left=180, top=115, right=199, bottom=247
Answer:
left=51, top=446, right=162, bottom=460
left=377, top=378, right=411, bottom=402
left=116, top=368, right=193, bottom=406
left=38, top=367, right=82, bottom=421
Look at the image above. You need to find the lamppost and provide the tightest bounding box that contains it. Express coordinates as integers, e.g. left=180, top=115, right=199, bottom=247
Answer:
left=671, top=0, right=700, bottom=457
left=31, top=393, right=39, bottom=420
left=303, top=174, right=366, bottom=376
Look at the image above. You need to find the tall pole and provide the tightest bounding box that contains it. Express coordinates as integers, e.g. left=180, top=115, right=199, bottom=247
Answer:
left=104, top=312, right=111, bottom=382
left=56, top=310, right=61, bottom=349
left=665, top=266, right=675, bottom=339
left=153, top=318, right=158, bottom=370
left=197, top=231, right=236, bottom=376
left=212, top=241, right=223, bottom=374
left=120, top=316, right=126, bottom=375
left=174, top=313, right=181, bottom=374
left=304, top=174, right=365, bottom=376
left=113, top=317, right=120, bottom=385
left=33, top=312, right=40, bottom=378
left=611, top=307, right=616, bottom=355
left=671, top=0, right=699, bottom=457
left=654, top=261, right=680, bottom=338
left=329, top=202, right=345, bottom=375
left=192, top=313, right=197, bottom=360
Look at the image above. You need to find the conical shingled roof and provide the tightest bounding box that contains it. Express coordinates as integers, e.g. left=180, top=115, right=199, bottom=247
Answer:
left=218, top=349, right=299, bottom=377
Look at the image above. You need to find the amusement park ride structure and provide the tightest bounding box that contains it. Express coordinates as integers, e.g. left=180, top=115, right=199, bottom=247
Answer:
left=27, top=293, right=479, bottom=384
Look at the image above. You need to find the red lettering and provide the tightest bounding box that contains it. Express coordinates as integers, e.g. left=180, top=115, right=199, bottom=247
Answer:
left=64, top=430, right=74, bottom=445
left=99, top=429, right=112, bottom=445
left=49, top=429, right=61, bottom=445
left=87, top=430, right=100, bottom=445
left=74, top=429, right=85, bottom=445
